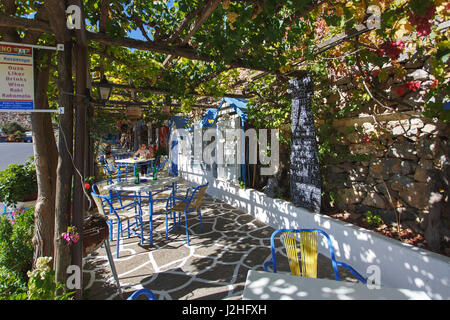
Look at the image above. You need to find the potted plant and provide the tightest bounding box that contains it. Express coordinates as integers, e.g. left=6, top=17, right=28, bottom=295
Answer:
left=0, top=157, right=37, bottom=208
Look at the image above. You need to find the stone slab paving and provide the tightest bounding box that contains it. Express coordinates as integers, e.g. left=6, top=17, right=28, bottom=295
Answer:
left=83, top=180, right=360, bottom=300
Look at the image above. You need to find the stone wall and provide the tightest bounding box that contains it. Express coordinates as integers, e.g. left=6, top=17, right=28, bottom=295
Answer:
left=321, top=55, right=450, bottom=249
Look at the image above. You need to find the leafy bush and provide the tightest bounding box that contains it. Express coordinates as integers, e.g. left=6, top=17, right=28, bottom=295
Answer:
left=0, top=266, right=28, bottom=299
left=0, top=157, right=37, bottom=206
left=0, top=209, right=72, bottom=300
left=0, top=122, right=26, bottom=135
left=365, top=211, right=383, bottom=227
left=26, top=257, right=73, bottom=300
left=0, top=207, right=34, bottom=299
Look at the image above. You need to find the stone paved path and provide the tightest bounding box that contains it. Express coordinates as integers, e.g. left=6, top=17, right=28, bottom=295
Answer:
left=83, top=181, right=360, bottom=300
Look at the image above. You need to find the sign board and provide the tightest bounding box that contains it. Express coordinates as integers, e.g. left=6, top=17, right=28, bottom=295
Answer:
left=288, top=76, right=321, bottom=212
left=0, top=43, right=34, bottom=110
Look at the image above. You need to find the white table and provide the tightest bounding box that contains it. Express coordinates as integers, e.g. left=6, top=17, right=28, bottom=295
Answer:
left=242, top=270, right=431, bottom=300
left=103, top=176, right=180, bottom=246
left=115, top=157, right=155, bottom=166
left=115, top=158, right=155, bottom=179
left=103, top=176, right=179, bottom=193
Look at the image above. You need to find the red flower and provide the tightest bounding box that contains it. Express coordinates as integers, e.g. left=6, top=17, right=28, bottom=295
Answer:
left=405, top=81, right=421, bottom=91
left=372, top=70, right=380, bottom=78
left=364, top=136, right=371, bottom=143
left=84, top=183, right=91, bottom=190
left=430, top=79, right=438, bottom=88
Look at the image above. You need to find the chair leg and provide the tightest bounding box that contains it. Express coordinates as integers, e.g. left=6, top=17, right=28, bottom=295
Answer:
left=149, top=215, right=153, bottom=246
left=198, top=209, right=203, bottom=233
left=139, top=216, right=144, bottom=245
left=165, top=214, right=168, bottom=240
left=109, top=221, right=114, bottom=241
left=116, top=222, right=121, bottom=258
left=127, top=220, right=130, bottom=238
left=184, top=212, right=190, bottom=246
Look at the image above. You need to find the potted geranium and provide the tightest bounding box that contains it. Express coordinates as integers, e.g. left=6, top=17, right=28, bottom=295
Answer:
left=0, top=157, right=37, bottom=208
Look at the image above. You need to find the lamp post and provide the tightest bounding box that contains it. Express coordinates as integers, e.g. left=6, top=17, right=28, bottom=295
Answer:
left=95, top=75, right=113, bottom=104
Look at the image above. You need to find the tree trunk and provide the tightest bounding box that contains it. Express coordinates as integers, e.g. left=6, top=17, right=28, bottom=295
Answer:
left=31, top=50, right=58, bottom=265
left=71, top=0, right=90, bottom=299
left=44, top=0, right=77, bottom=286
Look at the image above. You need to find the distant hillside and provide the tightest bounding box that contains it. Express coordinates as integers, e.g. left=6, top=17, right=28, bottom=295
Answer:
left=0, top=113, right=32, bottom=131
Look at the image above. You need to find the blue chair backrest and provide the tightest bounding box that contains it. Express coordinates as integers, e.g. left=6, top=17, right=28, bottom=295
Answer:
left=91, top=184, right=121, bottom=219
left=127, top=289, right=156, bottom=300
left=157, top=158, right=168, bottom=172
left=185, top=183, right=209, bottom=210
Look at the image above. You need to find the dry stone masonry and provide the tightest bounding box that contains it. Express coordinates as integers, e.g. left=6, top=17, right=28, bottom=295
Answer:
left=322, top=55, right=449, bottom=251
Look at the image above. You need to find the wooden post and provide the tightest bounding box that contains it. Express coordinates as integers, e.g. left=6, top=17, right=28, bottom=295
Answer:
left=71, top=0, right=89, bottom=300
left=54, top=40, right=74, bottom=287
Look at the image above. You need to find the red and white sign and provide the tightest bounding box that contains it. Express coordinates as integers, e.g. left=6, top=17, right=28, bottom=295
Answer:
left=0, top=43, right=34, bottom=110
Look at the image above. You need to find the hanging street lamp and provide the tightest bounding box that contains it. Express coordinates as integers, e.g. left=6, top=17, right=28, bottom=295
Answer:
left=94, top=75, right=113, bottom=104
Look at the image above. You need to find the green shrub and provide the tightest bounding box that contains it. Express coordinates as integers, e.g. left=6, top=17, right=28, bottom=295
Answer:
left=365, top=211, right=383, bottom=227
left=0, top=208, right=34, bottom=280
left=0, top=122, right=26, bottom=135
left=0, top=266, right=28, bottom=299
left=26, top=257, right=74, bottom=300
left=0, top=207, right=34, bottom=299
left=0, top=157, right=37, bottom=206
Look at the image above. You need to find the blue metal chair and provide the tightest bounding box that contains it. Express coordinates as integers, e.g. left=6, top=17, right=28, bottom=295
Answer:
left=146, top=155, right=160, bottom=177
left=91, top=185, right=144, bottom=258
left=264, top=228, right=367, bottom=284
left=127, top=289, right=156, bottom=300
left=99, top=156, right=121, bottom=184
left=157, top=157, right=169, bottom=172
left=165, top=183, right=209, bottom=246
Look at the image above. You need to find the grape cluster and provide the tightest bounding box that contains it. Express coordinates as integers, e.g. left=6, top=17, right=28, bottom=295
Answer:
left=408, top=4, right=436, bottom=36
left=377, top=40, right=405, bottom=59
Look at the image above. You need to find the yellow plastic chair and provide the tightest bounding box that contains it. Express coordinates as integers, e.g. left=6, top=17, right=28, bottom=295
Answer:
left=264, top=228, right=367, bottom=283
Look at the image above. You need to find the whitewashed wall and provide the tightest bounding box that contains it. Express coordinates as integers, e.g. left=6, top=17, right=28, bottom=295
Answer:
left=180, top=168, right=450, bottom=300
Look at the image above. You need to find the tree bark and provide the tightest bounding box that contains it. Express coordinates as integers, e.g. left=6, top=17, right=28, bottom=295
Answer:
left=31, top=50, right=58, bottom=265
left=70, top=0, right=89, bottom=299
left=44, top=0, right=76, bottom=285
left=53, top=40, right=74, bottom=285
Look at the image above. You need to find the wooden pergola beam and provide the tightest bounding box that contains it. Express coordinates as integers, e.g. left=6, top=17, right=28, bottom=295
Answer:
left=93, top=100, right=216, bottom=109
left=0, top=14, right=307, bottom=77
left=106, top=82, right=248, bottom=99
left=163, top=0, right=222, bottom=66
left=0, top=14, right=53, bottom=34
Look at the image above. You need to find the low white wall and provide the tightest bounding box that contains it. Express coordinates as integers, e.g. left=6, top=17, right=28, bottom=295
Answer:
left=181, top=169, right=450, bottom=300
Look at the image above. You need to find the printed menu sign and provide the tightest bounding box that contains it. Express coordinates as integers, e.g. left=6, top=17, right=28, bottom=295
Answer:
left=0, top=43, right=34, bottom=110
